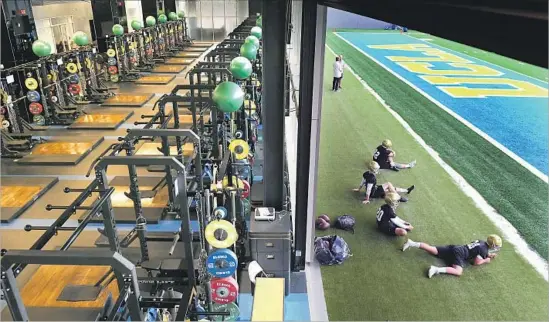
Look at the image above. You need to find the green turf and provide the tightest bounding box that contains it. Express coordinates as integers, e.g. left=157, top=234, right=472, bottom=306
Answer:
left=317, top=48, right=548, bottom=321
left=326, top=31, right=549, bottom=258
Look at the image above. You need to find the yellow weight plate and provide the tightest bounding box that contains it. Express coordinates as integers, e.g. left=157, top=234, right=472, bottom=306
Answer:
left=66, top=63, right=78, bottom=74
left=228, top=139, right=250, bottom=160
left=205, top=220, right=238, bottom=249
left=24, top=78, right=38, bottom=90
left=222, top=176, right=244, bottom=190
left=107, top=49, right=116, bottom=57
left=85, top=58, right=92, bottom=69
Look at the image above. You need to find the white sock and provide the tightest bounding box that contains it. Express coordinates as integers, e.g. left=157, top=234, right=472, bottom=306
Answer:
left=438, top=267, right=447, bottom=274
left=395, top=187, right=407, bottom=193
left=408, top=239, right=420, bottom=248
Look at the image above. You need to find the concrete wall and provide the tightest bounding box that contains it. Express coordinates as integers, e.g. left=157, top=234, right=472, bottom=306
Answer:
left=327, top=7, right=388, bottom=29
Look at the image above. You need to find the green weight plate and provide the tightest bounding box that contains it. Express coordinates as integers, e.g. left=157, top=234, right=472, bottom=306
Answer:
left=211, top=302, right=240, bottom=322
left=33, top=115, right=46, bottom=125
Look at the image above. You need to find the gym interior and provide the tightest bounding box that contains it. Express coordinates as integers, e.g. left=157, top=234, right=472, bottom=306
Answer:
left=1, top=0, right=545, bottom=321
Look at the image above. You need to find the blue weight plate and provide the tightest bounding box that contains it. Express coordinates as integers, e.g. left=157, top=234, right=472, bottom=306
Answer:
left=107, top=57, right=117, bottom=66
left=26, top=90, right=41, bottom=102
left=206, top=249, right=238, bottom=278
left=213, top=206, right=228, bottom=219
left=69, top=74, right=80, bottom=84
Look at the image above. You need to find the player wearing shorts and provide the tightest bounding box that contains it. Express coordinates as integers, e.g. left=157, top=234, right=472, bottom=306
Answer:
left=353, top=161, right=415, bottom=205
left=401, top=235, right=502, bottom=278
left=373, top=139, right=416, bottom=172
left=376, top=192, right=413, bottom=236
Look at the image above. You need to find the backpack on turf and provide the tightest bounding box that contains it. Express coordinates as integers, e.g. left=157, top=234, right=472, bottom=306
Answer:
left=334, top=214, right=355, bottom=233
left=314, top=235, right=352, bottom=265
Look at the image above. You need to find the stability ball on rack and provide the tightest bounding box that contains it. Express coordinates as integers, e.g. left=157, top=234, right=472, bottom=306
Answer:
left=72, top=31, right=89, bottom=46
left=178, top=11, right=185, bottom=18
left=213, top=82, right=245, bottom=113
left=146, top=16, right=156, bottom=27
left=250, top=26, right=262, bottom=39
left=245, top=35, right=260, bottom=50
left=168, top=12, right=178, bottom=21
left=229, top=57, right=253, bottom=80
left=32, top=40, right=51, bottom=57
left=158, top=14, right=168, bottom=24
left=239, top=43, right=257, bottom=61
left=131, top=20, right=143, bottom=30
left=112, top=24, right=124, bottom=36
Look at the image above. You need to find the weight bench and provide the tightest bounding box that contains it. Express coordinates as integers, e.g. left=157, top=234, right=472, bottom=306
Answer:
left=251, top=277, right=285, bottom=321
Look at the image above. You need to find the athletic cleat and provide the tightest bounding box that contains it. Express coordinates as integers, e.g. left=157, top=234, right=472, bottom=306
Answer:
left=428, top=266, right=438, bottom=278
left=407, top=185, right=415, bottom=194
left=402, top=239, right=411, bottom=251
left=409, top=160, right=417, bottom=168
left=391, top=166, right=400, bottom=172
left=399, top=196, right=408, bottom=202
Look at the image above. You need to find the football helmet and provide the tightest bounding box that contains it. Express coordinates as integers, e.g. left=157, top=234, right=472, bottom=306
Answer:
left=385, top=192, right=401, bottom=208
left=487, top=234, right=502, bottom=250
left=368, top=160, right=380, bottom=174
left=382, top=139, right=393, bottom=148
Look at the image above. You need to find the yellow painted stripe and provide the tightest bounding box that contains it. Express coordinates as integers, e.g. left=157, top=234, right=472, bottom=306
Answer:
left=251, top=278, right=285, bottom=321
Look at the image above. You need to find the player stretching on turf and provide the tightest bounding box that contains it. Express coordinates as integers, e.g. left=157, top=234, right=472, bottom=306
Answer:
left=353, top=161, right=415, bottom=205
left=401, top=235, right=502, bottom=278
left=373, top=139, right=416, bottom=172
left=376, top=192, right=413, bottom=236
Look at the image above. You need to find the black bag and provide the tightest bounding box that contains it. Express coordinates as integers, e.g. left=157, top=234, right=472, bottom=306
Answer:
left=334, top=214, right=356, bottom=233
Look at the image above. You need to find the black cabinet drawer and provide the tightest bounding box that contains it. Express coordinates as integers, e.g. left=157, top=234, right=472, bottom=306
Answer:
left=255, top=252, right=289, bottom=272
left=251, top=238, right=288, bottom=253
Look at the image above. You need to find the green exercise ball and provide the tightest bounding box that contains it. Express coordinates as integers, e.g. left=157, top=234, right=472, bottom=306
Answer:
left=72, top=31, right=89, bottom=46
left=229, top=56, right=253, bottom=80
left=32, top=40, right=51, bottom=57
left=250, top=26, right=262, bottom=39
left=146, top=16, right=156, bottom=27
left=213, top=81, right=244, bottom=113
left=168, top=12, right=178, bottom=21
left=256, top=16, right=262, bottom=27
left=240, top=43, right=257, bottom=61
left=131, top=20, right=143, bottom=30
left=112, top=24, right=124, bottom=36
left=158, top=14, right=168, bottom=24
left=120, top=16, right=127, bottom=26
left=245, top=35, right=260, bottom=50
left=178, top=11, right=185, bottom=18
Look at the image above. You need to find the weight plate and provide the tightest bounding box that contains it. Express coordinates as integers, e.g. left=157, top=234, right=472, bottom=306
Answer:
left=51, top=95, right=58, bottom=103
left=25, top=78, right=38, bottom=90
left=234, top=130, right=243, bottom=139
left=107, top=57, right=117, bottom=66
left=68, top=84, right=81, bottom=95
left=26, top=90, right=41, bottom=102
left=85, top=57, right=93, bottom=69
left=228, top=139, right=249, bottom=160
left=210, top=277, right=239, bottom=304
left=47, top=74, right=52, bottom=81
left=95, top=54, right=105, bottom=64
left=49, top=71, right=58, bottom=81
left=241, top=199, right=251, bottom=217
left=241, top=180, right=250, bottom=199
left=129, top=57, right=137, bottom=64
left=110, top=74, right=119, bottom=82
left=204, top=220, right=238, bottom=249
left=211, top=303, right=240, bottom=322
left=2, top=120, right=10, bottom=129
left=0, top=106, right=6, bottom=115
left=69, top=74, right=80, bottom=84
left=108, top=66, right=118, bottom=75
left=28, top=102, right=43, bottom=115
left=33, top=115, right=45, bottom=126
left=213, top=206, right=228, bottom=220
left=206, top=249, right=238, bottom=278
left=107, top=49, right=116, bottom=57
left=66, top=63, right=78, bottom=74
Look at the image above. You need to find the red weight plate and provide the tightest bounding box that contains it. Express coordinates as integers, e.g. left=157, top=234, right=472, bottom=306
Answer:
left=241, top=180, right=250, bottom=199
left=29, top=102, right=43, bottom=115
left=0, top=106, right=6, bottom=115
left=68, top=84, right=81, bottom=95
left=108, top=66, right=118, bottom=75
left=210, top=277, right=239, bottom=304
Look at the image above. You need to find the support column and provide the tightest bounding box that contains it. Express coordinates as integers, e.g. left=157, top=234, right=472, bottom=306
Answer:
left=294, top=2, right=327, bottom=268
left=262, top=0, right=286, bottom=210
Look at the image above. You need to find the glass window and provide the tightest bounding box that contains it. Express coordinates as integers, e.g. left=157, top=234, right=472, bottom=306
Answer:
left=201, top=0, right=213, bottom=17
left=225, top=0, right=237, bottom=16
left=212, top=1, right=225, bottom=16
left=185, top=0, right=199, bottom=17
left=201, top=16, right=214, bottom=29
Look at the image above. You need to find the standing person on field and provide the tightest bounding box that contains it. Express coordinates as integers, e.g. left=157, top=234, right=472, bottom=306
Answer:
left=339, top=55, right=345, bottom=89
left=332, top=56, right=343, bottom=91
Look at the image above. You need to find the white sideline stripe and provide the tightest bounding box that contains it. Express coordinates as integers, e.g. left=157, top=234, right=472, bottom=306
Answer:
left=325, top=45, right=549, bottom=281
left=333, top=32, right=548, bottom=183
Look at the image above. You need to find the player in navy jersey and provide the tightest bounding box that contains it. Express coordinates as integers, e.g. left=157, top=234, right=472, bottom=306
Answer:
left=353, top=161, right=415, bottom=205
left=401, top=235, right=502, bottom=278
left=376, top=192, right=413, bottom=236
left=373, top=139, right=416, bottom=172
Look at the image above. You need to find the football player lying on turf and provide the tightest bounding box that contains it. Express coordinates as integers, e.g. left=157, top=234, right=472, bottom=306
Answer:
left=376, top=192, right=413, bottom=236
left=373, top=139, right=416, bottom=172
left=353, top=161, right=415, bottom=205
left=401, top=234, right=502, bottom=278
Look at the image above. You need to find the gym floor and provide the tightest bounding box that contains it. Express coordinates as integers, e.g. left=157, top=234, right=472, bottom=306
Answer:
left=0, top=43, right=311, bottom=321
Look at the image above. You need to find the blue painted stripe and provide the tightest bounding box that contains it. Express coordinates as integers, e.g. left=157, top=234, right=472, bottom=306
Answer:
left=237, top=293, right=310, bottom=321
left=338, top=32, right=548, bottom=174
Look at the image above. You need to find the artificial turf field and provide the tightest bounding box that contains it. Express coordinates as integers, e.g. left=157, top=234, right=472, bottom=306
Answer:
left=316, top=30, right=548, bottom=321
